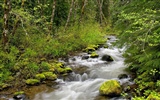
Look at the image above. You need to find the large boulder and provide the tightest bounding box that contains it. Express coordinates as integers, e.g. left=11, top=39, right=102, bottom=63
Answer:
left=101, top=55, right=114, bottom=61
left=99, top=80, right=122, bottom=96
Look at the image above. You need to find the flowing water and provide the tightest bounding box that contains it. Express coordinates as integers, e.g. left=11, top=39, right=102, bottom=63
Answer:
left=34, top=36, right=131, bottom=100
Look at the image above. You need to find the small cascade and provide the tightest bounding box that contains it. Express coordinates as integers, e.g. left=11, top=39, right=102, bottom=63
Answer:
left=33, top=36, right=132, bottom=100
left=73, top=73, right=88, bottom=81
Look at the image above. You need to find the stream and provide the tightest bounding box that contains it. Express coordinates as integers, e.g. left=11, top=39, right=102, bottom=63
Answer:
left=33, top=36, right=132, bottom=100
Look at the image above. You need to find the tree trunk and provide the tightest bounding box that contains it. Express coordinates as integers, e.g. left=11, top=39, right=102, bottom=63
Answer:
left=97, top=0, right=108, bottom=26
left=11, top=16, right=20, bottom=36
left=2, top=0, right=11, bottom=46
left=73, top=0, right=77, bottom=24
left=79, top=0, right=88, bottom=25
left=50, top=0, right=56, bottom=33
left=64, top=0, right=75, bottom=32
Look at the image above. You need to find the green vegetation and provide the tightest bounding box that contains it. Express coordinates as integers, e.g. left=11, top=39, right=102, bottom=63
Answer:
left=25, top=79, right=40, bottom=85
left=14, top=91, right=25, bottom=96
left=111, top=0, right=160, bottom=99
left=42, top=72, right=57, bottom=81
left=0, top=0, right=108, bottom=88
left=99, top=80, right=122, bottom=96
left=90, top=52, right=99, bottom=58
left=1, top=0, right=159, bottom=99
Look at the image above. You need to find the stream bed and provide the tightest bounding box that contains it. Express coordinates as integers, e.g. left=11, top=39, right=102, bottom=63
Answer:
left=33, top=36, right=132, bottom=100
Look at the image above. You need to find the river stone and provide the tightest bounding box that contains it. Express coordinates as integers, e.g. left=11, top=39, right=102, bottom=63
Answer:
left=82, top=55, right=89, bottom=60
left=101, top=55, right=113, bottom=61
left=13, top=94, right=27, bottom=100
left=90, top=52, right=99, bottom=58
left=118, top=74, right=128, bottom=79
left=99, top=80, right=122, bottom=97
left=65, top=67, right=72, bottom=73
left=13, top=91, right=28, bottom=100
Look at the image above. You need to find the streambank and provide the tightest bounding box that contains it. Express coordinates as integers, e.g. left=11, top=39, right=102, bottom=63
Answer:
left=33, top=36, right=134, bottom=100
left=0, top=36, right=135, bottom=100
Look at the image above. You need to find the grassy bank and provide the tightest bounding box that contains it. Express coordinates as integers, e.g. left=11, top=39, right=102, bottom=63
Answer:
left=0, top=22, right=106, bottom=90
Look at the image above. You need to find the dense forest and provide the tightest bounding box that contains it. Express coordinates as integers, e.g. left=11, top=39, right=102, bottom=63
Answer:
left=0, top=0, right=160, bottom=100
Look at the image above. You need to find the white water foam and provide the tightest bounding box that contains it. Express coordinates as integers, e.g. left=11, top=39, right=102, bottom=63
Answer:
left=34, top=36, right=130, bottom=100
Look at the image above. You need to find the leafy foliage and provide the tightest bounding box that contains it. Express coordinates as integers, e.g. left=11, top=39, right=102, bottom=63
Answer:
left=111, top=0, right=160, bottom=99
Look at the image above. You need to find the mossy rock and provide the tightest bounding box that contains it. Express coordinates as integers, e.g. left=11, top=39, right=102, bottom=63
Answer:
left=147, top=92, right=160, bottom=100
left=99, top=80, right=122, bottom=96
left=49, top=66, right=56, bottom=72
left=56, top=62, right=65, bottom=68
left=42, top=72, right=57, bottom=81
left=82, top=46, right=96, bottom=54
left=88, top=44, right=99, bottom=50
left=90, top=52, right=99, bottom=58
left=0, top=83, right=10, bottom=90
left=65, top=67, right=72, bottom=73
left=35, top=74, right=46, bottom=80
left=57, top=67, right=66, bottom=74
left=25, top=79, right=40, bottom=85
left=14, top=91, right=25, bottom=96
left=13, top=91, right=27, bottom=100
left=103, top=44, right=108, bottom=48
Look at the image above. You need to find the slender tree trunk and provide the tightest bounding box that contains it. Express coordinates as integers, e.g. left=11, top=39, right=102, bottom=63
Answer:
left=97, top=0, right=103, bottom=26
left=21, top=0, right=25, bottom=8
left=11, top=16, right=20, bottom=36
left=97, top=0, right=107, bottom=26
left=73, top=0, right=77, bottom=24
left=50, top=0, right=56, bottom=33
left=2, top=0, right=11, bottom=46
left=64, top=0, right=75, bottom=32
left=79, top=0, right=88, bottom=24
left=12, top=0, right=25, bottom=36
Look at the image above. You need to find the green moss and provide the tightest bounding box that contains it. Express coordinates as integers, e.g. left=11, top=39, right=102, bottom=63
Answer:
left=0, top=83, right=10, bottom=90
left=56, top=62, right=64, bottom=68
left=42, top=72, right=57, bottom=80
left=65, top=67, right=72, bottom=73
left=88, top=44, right=99, bottom=50
left=25, top=79, right=40, bottom=85
left=90, top=52, right=99, bottom=58
left=147, top=91, right=160, bottom=100
left=99, top=80, right=122, bottom=96
left=14, top=91, right=25, bottom=96
left=103, top=44, right=108, bottom=48
left=57, top=67, right=66, bottom=74
left=35, top=74, right=46, bottom=80
left=49, top=66, right=56, bottom=72
left=6, top=76, right=14, bottom=82
left=82, top=47, right=96, bottom=53
left=40, top=62, right=51, bottom=71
